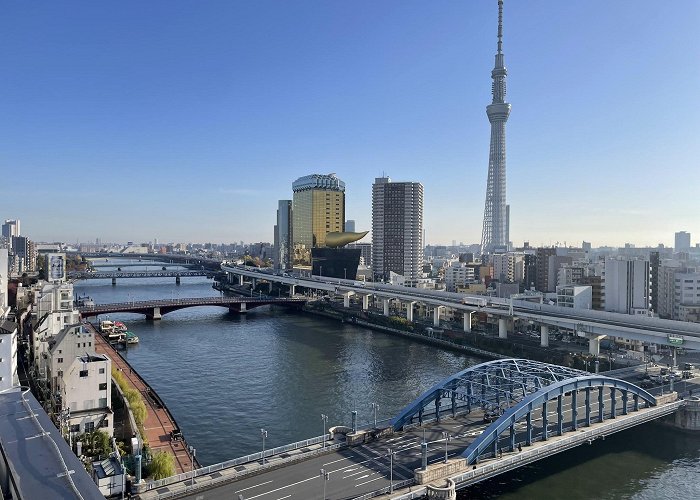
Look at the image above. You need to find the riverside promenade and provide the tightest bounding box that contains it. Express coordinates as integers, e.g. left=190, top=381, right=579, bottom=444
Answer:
left=86, top=323, right=196, bottom=474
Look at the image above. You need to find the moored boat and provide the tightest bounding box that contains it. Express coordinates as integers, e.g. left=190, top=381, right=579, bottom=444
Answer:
left=126, top=332, right=140, bottom=344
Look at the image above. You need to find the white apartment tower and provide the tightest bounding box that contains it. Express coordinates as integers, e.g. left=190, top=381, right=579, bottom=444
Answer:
left=372, top=177, right=424, bottom=282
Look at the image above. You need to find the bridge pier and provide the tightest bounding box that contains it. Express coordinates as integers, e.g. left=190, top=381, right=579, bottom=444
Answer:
left=498, top=318, right=508, bottom=339
left=112, top=277, right=117, bottom=286
left=148, top=307, right=162, bottom=320
left=433, top=306, right=443, bottom=327
left=175, top=275, right=181, bottom=285
left=674, top=397, right=700, bottom=431
left=540, top=325, right=549, bottom=347
left=463, top=311, right=473, bottom=333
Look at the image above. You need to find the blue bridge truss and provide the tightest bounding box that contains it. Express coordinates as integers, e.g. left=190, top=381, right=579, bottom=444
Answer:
left=391, top=359, right=657, bottom=464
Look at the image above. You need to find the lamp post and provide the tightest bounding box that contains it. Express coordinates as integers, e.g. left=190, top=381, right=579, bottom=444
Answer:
left=188, top=445, right=196, bottom=488
left=371, top=402, right=379, bottom=427
left=321, top=414, right=328, bottom=448
left=319, top=468, right=330, bottom=500
left=443, top=432, right=450, bottom=463
left=260, top=429, right=267, bottom=464
left=344, top=268, right=347, bottom=280
left=387, top=448, right=394, bottom=492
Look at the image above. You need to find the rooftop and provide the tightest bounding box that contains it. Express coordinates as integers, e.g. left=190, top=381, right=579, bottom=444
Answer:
left=0, top=389, right=104, bottom=500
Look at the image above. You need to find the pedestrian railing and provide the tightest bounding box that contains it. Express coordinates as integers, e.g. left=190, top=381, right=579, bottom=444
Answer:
left=352, top=479, right=417, bottom=500
left=146, top=433, right=336, bottom=491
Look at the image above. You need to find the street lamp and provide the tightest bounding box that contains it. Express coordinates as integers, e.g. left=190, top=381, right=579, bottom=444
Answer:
left=387, top=448, right=394, bottom=492
left=443, top=432, right=450, bottom=463
left=371, top=402, right=379, bottom=427
left=188, top=445, right=196, bottom=488
left=260, top=428, right=267, bottom=464
left=319, top=468, right=330, bottom=500
left=321, top=414, right=328, bottom=448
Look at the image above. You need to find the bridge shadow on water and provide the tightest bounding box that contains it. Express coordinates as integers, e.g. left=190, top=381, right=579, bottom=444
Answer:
left=460, top=421, right=700, bottom=500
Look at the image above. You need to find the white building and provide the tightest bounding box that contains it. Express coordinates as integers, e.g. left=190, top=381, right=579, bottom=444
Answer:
left=0, top=248, right=8, bottom=309
left=604, top=257, right=650, bottom=315
left=0, top=319, right=19, bottom=392
left=445, top=262, right=476, bottom=292
left=48, top=325, right=113, bottom=437
left=556, top=285, right=592, bottom=309
left=372, top=177, right=424, bottom=282
left=32, top=282, right=80, bottom=377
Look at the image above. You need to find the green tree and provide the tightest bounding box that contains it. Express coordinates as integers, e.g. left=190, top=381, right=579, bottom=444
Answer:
left=149, top=451, right=175, bottom=480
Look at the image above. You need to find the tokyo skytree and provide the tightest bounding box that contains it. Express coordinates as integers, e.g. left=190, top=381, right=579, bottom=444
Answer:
left=480, top=0, right=511, bottom=253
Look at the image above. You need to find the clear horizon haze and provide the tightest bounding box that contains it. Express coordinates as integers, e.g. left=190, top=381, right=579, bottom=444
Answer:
left=1, top=1, right=698, bottom=248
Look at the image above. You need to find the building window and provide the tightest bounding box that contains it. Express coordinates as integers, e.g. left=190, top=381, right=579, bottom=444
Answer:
left=79, top=370, right=88, bottom=378
left=98, top=398, right=108, bottom=408
left=70, top=424, right=80, bottom=433
left=101, top=419, right=109, bottom=428
left=84, top=422, right=95, bottom=433
left=99, top=368, right=105, bottom=374
left=57, top=358, right=63, bottom=363
left=99, top=383, right=107, bottom=391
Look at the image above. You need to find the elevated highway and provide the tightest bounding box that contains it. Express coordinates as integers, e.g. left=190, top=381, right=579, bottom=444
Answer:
left=222, top=265, right=700, bottom=352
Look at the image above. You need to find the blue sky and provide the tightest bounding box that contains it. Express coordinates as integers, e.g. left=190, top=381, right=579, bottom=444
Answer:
left=1, top=1, right=699, bottom=247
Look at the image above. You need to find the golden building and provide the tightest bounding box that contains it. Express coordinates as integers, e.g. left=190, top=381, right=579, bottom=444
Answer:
left=292, top=174, right=345, bottom=266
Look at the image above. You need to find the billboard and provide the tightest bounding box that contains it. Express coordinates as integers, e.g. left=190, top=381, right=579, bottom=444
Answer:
left=47, top=253, right=66, bottom=282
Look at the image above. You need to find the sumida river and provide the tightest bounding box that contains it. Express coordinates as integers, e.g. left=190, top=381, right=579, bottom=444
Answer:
left=75, top=260, right=700, bottom=499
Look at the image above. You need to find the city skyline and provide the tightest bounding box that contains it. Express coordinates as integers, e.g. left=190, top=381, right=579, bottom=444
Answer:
left=2, top=1, right=699, bottom=246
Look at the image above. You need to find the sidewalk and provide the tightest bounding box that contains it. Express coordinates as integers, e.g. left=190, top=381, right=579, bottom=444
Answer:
left=88, top=323, right=195, bottom=475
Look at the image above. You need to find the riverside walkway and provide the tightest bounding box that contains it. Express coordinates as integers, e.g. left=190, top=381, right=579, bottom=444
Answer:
left=87, top=323, right=196, bottom=475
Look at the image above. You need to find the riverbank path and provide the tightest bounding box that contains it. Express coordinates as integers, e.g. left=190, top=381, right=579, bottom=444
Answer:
left=87, top=323, right=195, bottom=475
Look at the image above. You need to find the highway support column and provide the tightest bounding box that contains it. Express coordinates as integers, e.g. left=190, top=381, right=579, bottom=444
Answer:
left=540, top=325, right=549, bottom=347
left=498, top=318, right=508, bottom=339
left=589, top=335, right=603, bottom=356
left=433, top=306, right=443, bottom=327
left=361, top=294, right=370, bottom=311
left=463, top=311, right=473, bottom=333
left=406, top=301, right=416, bottom=322
left=343, top=292, right=354, bottom=308
left=383, top=298, right=390, bottom=317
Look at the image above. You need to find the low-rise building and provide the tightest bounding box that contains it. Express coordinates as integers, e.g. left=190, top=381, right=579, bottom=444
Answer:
left=556, top=285, right=592, bottom=309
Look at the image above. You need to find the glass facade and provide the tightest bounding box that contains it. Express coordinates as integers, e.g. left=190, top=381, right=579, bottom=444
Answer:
left=292, top=174, right=345, bottom=266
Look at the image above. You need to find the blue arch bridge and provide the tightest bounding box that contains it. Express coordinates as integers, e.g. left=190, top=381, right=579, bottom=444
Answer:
left=141, top=359, right=688, bottom=500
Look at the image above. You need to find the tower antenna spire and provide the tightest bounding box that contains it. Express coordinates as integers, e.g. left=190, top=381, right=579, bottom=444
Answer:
left=497, top=0, right=503, bottom=54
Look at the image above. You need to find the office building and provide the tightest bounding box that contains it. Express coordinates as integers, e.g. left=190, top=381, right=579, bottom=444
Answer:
left=556, top=285, right=592, bottom=310
left=292, top=174, right=345, bottom=267
left=372, top=177, right=424, bottom=282
left=604, top=257, right=650, bottom=315
left=273, top=200, right=293, bottom=271
left=345, top=220, right=356, bottom=233
left=675, top=231, right=691, bottom=252
left=1, top=220, right=20, bottom=244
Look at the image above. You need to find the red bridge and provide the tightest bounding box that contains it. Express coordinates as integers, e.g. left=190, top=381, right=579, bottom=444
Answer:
left=78, top=296, right=307, bottom=320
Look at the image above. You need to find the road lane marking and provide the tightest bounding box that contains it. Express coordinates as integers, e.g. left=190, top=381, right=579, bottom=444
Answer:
left=243, top=476, right=317, bottom=499
left=322, top=456, right=351, bottom=466
left=356, top=476, right=383, bottom=487
left=276, top=496, right=291, bottom=500
left=234, top=480, right=273, bottom=494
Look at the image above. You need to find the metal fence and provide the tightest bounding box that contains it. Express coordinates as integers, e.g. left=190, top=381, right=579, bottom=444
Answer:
left=146, top=433, right=334, bottom=491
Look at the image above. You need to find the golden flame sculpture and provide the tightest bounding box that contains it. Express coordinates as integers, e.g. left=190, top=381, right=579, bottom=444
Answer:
left=325, top=231, right=369, bottom=248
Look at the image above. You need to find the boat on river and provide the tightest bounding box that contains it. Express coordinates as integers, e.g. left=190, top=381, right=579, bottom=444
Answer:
left=126, top=332, right=140, bottom=344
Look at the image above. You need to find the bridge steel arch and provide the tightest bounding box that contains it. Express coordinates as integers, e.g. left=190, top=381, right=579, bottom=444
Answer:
left=391, top=359, right=657, bottom=463
left=461, top=374, right=656, bottom=464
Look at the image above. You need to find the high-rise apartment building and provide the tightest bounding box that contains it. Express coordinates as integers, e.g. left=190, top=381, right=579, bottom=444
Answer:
left=1, top=220, right=20, bottom=248
left=291, top=174, right=345, bottom=267
left=535, top=247, right=555, bottom=292
left=675, top=231, right=691, bottom=252
left=345, top=220, right=356, bottom=233
left=372, top=177, right=424, bottom=282
left=273, top=200, right=292, bottom=271
left=492, top=252, right=524, bottom=283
